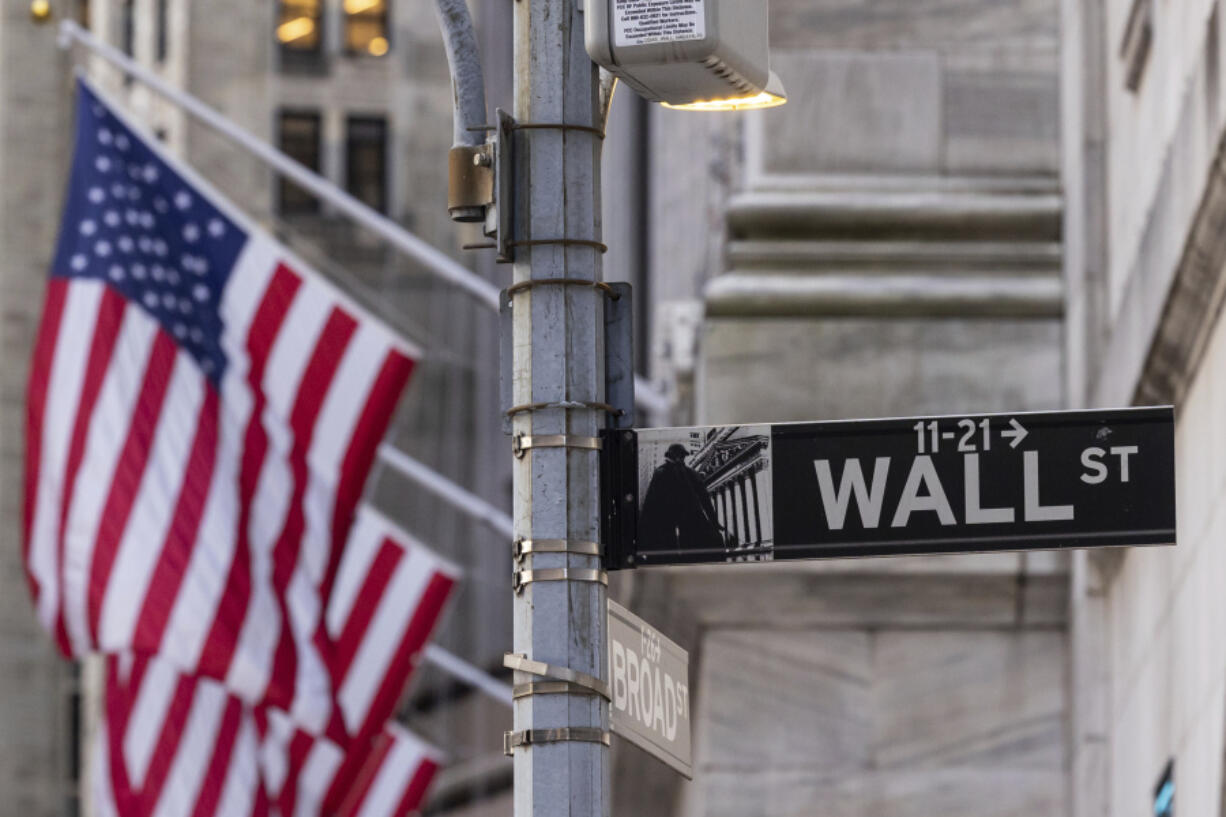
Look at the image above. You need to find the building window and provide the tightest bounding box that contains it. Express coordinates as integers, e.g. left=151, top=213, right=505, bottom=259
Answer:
left=156, top=0, right=168, bottom=62
left=278, top=0, right=323, bottom=64
left=344, top=0, right=390, bottom=56
left=1153, top=760, right=1174, bottom=817
left=346, top=116, right=388, bottom=213
left=119, top=0, right=134, bottom=85
left=277, top=110, right=322, bottom=214
left=120, top=0, right=134, bottom=57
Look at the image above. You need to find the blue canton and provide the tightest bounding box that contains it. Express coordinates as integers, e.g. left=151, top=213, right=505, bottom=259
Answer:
left=52, top=83, right=248, bottom=385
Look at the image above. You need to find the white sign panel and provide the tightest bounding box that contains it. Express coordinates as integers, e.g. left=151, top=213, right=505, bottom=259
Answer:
left=608, top=600, right=692, bottom=778
left=613, top=0, right=706, bottom=47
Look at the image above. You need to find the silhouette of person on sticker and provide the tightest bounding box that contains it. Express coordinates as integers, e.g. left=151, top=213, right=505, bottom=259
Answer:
left=639, top=444, right=727, bottom=554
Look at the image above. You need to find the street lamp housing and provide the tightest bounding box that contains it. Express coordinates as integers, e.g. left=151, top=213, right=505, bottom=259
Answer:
left=585, top=0, right=785, bottom=111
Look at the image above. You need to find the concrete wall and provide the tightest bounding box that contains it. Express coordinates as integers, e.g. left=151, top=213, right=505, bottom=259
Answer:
left=628, top=1, right=1072, bottom=815
left=0, top=6, right=81, bottom=816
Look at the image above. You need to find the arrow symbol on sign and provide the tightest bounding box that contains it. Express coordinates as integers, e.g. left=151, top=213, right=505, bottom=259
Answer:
left=1001, top=418, right=1028, bottom=448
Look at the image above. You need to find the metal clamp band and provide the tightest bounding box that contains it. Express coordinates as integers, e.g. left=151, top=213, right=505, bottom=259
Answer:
left=513, top=567, right=608, bottom=594
left=504, top=727, right=610, bottom=756
left=505, top=400, right=624, bottom=418
left=505, top=278, right=618, bottom=298
left=512, top=434, right=602, bottom=459
left=506, top=239, right=609, bottom=254
left=510, top=121, right=607, bottom=139
left=503, top=653, right=611, bottom=700
left=512, top=681, right=604, bottom=699
left=513, top=538, right=602, bottom=560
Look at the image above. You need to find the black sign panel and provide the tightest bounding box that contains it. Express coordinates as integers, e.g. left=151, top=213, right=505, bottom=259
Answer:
left=601, top=407, right=1175, bottom=569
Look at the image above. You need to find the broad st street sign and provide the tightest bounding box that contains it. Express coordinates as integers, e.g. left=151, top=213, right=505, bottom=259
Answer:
left=607, top=600, right=692, bottom=778
left=600, top=407, right=1176, bottom=568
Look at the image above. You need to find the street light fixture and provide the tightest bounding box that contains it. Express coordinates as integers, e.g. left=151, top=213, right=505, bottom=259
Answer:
left=584, top=0, right=786, bottom=111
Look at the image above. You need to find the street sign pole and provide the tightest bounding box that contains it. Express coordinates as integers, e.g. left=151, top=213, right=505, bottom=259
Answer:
left=510, top=1, right=610, bottom=817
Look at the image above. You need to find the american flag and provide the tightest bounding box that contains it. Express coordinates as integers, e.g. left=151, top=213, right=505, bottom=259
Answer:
left=93, top=508, right=456, bottom=817
left=95, top=655, right=443, bottom=817
left=24, top=79, right=422, bottom=736
left=26, top=79, right=465, bottom=816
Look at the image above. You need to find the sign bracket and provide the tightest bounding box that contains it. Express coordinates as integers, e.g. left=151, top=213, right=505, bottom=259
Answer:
left=504, top=728, right=611, bottom=756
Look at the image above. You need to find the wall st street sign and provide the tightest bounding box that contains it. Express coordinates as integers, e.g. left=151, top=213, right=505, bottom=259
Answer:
left=601, top=407, right=1176, bottom=568
left=607, top=600, right=692, bottom=778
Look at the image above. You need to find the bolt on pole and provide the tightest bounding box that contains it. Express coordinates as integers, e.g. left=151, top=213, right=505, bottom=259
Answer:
left=510, top=1, right=611, bottom=817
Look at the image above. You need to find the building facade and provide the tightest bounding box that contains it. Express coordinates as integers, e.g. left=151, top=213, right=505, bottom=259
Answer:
left=0, top=1, right=515, bottom=814
left=613, top=1, right=1072, bottom=815
left=4, top=0, right=1226, bottom=815
left=1063, top=1, right=1226, bottom=815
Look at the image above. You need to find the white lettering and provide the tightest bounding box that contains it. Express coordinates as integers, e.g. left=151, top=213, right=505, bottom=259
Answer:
left=1112, top=445, right=1139, bottom=482
left=964, top=453, right=1014, bottom=524
left=892, top=456, right=956, bottom=527
left=612, top=641, right=627, bottom=711
left=1080, top=447, right=1108, bottom=484
left=652, top=667, right=666, bottom=732
left=625, top=646, right=640, bottom=721
left=639, top=661, right=654, bottom=726
left=814, top=457, right=891, bottom=529
left=1024, top=450, right=1075, bottom=521
left=663, top=674, right=678, bottom=740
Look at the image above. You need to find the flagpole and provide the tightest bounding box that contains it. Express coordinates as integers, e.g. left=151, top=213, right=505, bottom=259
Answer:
left=423, top=644, right=513, bottom=707
left=377, top=444, right=514, bottom=540
left=53, top=19, right=671, bottom=422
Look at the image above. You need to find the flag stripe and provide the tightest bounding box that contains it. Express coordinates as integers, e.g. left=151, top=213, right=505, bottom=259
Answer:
left=86, top=331, right=179, bottom=644
left=139, top=672, right=200, bottom=812
left=212, top=717, right=264, bottom=817
left=30, top=284, right=104, bottom=635
left=337, top=731, right=396, bottom=817
left=267, top=307, right=358, bottom=712
left=394, top=758, right=439, bottom=817
left=104, top=657, right=140, bottom=817
left=98, top=351, right=205, bottom=652
left=358, top=572, right=456, bottom=739
left=198, top=264, right=300, bottom=683
left=54, top=287, right=127, bottom=652
left=23, top=277, right=68, bottom=599
left=188, top=695, right=243, bottom=817
left=61, top=305, right=161, bottom=657
left=132, top=386, right=220, bottom=650
left=330, top=537, right=403, bottom=683
left=276, top=730, right=315, bottom=817
left=326, top=350, right=414, bottom=598
left=303, top=323, right=385, bottom=587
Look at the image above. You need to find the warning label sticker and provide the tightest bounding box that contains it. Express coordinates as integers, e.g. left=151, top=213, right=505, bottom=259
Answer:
left=614, top=0, right=706, bottom=47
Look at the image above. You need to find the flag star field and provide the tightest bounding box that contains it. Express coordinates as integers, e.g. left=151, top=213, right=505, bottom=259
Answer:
left=52, top=84, right=245, bottom=383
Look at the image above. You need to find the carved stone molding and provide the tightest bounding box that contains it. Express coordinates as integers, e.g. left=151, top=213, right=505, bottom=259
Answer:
left=706, top=186, right=1064, bottom=319
left=1134, top=132, right=1226, bottom=407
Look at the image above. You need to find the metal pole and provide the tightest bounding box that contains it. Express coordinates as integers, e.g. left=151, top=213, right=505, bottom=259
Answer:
left=511, top=1, right=609, bottom=816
